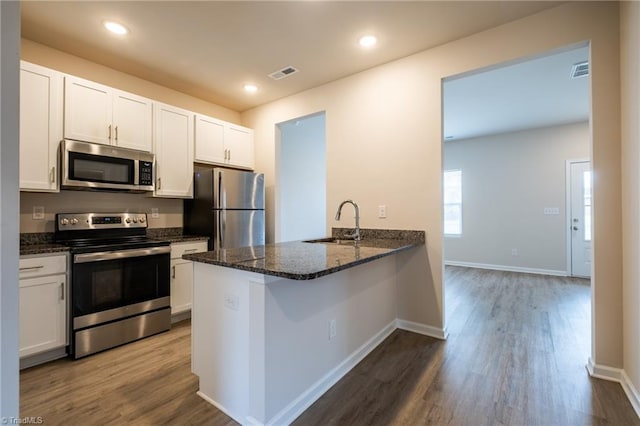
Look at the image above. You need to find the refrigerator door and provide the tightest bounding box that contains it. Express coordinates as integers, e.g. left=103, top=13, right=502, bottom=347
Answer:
left=214, top=168, right=265, bottom=210
left=215, top=210, right=265, bottom=250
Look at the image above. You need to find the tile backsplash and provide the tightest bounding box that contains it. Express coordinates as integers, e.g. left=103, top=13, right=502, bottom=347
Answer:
left=20, top=190, right=183, bottom=233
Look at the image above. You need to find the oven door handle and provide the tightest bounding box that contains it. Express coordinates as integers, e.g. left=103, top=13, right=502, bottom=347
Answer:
left=74, top=246, right=171, bottom=263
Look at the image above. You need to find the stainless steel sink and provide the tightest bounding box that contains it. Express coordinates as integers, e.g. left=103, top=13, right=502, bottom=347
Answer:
left=303, top=237, right=360, bottom=246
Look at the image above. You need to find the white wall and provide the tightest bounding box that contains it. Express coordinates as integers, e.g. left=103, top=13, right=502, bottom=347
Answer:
left=0, top=0, right=20, bottom=417
left=277, top=113, right=326, bottom=242
left=621, top=0, right=640, bottom=412
left=242, top=2, right=622, bottom=368
left=20, top=191, right=183, bottom=233
left=443, top=122, right=589, bottom=274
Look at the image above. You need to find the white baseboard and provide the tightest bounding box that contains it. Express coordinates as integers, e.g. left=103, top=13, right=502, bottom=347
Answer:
left=445, top=260, right=567, bottom=277
left=586, top=357, right=623, bottom=381
left=267, top=320, right=397, bottom=426
left=586, top=358, right=640, bottom=418
left=621, top=370, right=640, bottom=418
left=396, top=319, right=448, bottom=340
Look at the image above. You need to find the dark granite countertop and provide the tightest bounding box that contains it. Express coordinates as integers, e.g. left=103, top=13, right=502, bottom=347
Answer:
left=156, top=235, right=209, bottom=244
left=19, top=228, right=208, bottom=255
left=20, top=243, right=70, bottom=256
left=183, top=229, right=425, bottom=280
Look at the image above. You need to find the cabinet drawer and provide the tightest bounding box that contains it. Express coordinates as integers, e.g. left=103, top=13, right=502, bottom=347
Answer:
left=171, top=241, right=208, bottom=259
left=19, top=254, right=67, bottom=279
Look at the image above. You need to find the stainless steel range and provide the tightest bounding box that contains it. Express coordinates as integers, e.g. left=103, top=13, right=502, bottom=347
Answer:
left=55, top=212, right=171, bottom=359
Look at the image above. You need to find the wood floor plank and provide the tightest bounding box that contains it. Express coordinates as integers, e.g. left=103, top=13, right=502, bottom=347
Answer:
left=20, top=266, right=639, bottom=425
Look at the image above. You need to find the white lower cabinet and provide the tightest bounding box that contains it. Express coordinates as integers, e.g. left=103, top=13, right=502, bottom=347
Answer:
left=171, top=241, right=208, bottom=316
left=19, top=254, right=68, bottom=360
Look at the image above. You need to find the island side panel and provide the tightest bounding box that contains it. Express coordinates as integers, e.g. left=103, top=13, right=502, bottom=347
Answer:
left=192, top=262, right=254, bottom=423
left=262, top=255, right=398, bottom=424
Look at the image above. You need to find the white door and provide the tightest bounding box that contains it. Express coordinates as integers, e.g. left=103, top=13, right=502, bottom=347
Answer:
left=570, top=161, right=592, bottom=277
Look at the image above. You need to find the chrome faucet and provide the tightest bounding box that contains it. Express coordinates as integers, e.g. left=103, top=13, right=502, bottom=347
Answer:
left=335, top=199, right=361, bottom=241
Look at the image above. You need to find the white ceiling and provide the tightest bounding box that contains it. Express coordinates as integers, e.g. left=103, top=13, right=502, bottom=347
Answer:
left=443, top=45, right=589, bottom=141
left=21, top=1, right=563, bottom=113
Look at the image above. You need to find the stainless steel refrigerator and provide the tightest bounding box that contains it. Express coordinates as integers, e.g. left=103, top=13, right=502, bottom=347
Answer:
left=184, top=166, right=265, bottom=251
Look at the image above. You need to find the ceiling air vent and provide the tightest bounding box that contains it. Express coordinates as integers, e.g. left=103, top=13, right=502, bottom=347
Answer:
left=570, top=61, right=589, bottom=79
left=268, top=66, right=299, bottom=80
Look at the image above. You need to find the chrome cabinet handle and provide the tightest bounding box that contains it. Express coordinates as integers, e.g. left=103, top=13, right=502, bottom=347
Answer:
left=183, top=248, right=197, bottom=253
left=19, top=265, right=44, bottom=271
left=108, top=124, right=112, bottom=141
left=228, top=149, right=231, bottom=161
left=172, top=265, right=176, bottom=279
left=157, top=177, right=161, bottom=190
left=115, top=125, right=119, bottom=143
left=50, top=166, right=56, bottom=184
left=60, top=283, right=65, bottom=301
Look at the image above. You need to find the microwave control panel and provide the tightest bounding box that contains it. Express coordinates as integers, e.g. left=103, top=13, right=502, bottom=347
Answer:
left=139, top=161, right=153, bottom=186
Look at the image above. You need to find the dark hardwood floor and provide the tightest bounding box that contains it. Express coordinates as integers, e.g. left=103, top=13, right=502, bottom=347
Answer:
left=21, top=266, right=639, bottom=425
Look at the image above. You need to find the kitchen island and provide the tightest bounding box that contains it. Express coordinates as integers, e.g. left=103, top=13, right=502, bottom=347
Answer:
left=184, top=229, right=424, bottom=425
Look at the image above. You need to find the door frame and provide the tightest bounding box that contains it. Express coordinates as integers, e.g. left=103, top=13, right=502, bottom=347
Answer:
left=565, top=158, right=590, bottom=276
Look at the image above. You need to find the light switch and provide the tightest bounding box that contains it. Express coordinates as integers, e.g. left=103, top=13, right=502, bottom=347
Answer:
left=151, top=208, right=159, bottom=219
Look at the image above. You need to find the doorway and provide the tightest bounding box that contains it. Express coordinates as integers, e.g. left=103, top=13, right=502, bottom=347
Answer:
left=567, top=160, right=592, bottom=278
left=275, top=112, right=327, bottom=242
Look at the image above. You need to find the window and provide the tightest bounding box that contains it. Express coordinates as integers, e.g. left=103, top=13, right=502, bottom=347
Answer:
left=444, top=170, right=462, bottom=235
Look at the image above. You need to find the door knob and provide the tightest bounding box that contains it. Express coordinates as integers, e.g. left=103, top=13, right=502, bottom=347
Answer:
left=573, top=226, right=579, bottom=231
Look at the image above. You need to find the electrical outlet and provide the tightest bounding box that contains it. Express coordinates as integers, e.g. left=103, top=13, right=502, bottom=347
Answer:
left=378, top=205, right=387, bottom=219
left=224, top=293, right=239, bottom=311
left=151, top=208, right=159, bottom=219
left=329, top=319, right=336, bottom=340
left=32, top=206, right=45, bottom=220
left=543, top=207, right=560, bottom=215
left=511, top=248, right=519, bottom=256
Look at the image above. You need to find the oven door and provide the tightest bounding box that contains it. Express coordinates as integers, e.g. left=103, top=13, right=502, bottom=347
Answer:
left=72, top=246, right=170, bottom=329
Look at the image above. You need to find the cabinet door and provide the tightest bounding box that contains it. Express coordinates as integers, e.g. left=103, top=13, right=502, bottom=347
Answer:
left=19, top=274, right=66, bottom=357
left=194, top=114, right=226, bottom=164
left=113, top=90, right=153, bottom=152
left=19, top=62, right=63, bottom=192
left=64, top=76, right=112, bottom=145
left=154, top=103, right=194, bottom=198
left=171, top=260, right=193, bottom=314
left=225, top=124, right=255, bottom=169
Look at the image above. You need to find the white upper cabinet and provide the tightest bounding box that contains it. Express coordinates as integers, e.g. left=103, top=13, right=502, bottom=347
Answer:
left=20, top=61, right=63, bottom=192
left=225, top=124, right=254, bottom=170
left=195, top=114, right=254, bottom=170
left=195, top=114, right=226, bottom=165
left=112, top=91, right=154, bottom=152
left=154, top=102, right=194, bottom=198
left=64, top=75, right=153, bottom=152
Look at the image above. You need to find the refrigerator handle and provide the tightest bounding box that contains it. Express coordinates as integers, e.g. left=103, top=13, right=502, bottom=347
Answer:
left=219, top=210, right=225, bottom=249
left=218, top=170, right=225, bottom=209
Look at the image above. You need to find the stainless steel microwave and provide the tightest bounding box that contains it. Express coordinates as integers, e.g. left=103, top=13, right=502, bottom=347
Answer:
left=61, top=139, right=155, bottom=192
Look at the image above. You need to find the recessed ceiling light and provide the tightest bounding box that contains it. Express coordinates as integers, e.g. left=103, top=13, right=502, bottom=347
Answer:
left=244, top=84, right=258, bottom=93
left=104, top=21, right=129, bottom=36
left=359, top=35, right=378, bottom=48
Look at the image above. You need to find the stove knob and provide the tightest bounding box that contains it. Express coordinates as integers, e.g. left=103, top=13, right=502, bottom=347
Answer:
left=125, top=217, right=132, bottom=224
left=138, top=216, right=146, bottom=223
left=60, top=218, right=69, bottom=226
left=70, top=218, right=79, bottom=225
left=132, top=217, right=138, bottom=223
